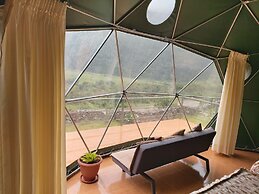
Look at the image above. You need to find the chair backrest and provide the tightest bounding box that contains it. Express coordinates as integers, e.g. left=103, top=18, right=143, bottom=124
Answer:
left=130, top=127, right=216, bottom=174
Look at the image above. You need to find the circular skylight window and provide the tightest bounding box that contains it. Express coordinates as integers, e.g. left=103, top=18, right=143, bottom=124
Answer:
left=146, top=0, right=176, bottom=25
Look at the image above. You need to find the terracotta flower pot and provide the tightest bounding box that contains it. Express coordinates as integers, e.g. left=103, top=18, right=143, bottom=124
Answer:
left=78, top=156, right=102, bottom=184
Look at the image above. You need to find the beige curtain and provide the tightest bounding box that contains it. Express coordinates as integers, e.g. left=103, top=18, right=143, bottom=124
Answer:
left=212, top=51, right=248, bottom=155
left=0, top=0, right=66, bottom=194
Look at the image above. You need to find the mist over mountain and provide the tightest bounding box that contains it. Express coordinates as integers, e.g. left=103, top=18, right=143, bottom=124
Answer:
left=65, top=30, right=217, bottom=82
left=65, top=30, right=222, bottom=98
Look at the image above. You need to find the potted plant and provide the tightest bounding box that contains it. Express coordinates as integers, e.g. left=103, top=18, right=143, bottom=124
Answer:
left=78, top=152, right=102, bottom=184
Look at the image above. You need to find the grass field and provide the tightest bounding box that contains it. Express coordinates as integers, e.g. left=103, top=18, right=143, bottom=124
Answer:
left=65, top=70, right=220, bottom=133
left=65, top=106, right=217, bottom=133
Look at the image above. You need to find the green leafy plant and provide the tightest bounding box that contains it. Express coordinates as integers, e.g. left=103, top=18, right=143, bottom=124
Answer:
left=80, top=152, right=100, bottom=164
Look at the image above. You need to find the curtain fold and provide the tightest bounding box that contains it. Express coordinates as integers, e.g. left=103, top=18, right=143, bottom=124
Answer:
left=0, top=0, right=67, bottom=194
left=212, top=51, right=248, bottom=155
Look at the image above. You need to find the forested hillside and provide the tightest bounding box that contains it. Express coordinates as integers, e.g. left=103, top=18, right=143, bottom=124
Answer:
left=65, top=30, right=222, bottom=99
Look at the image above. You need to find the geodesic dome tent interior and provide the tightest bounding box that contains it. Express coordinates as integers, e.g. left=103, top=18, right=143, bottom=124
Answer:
left=63, top=0, right=259, bottom=165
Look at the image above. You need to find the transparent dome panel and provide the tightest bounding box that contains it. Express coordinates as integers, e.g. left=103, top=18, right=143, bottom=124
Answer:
left=117, top=31, right=167, bottom=88
left=97, top=97, right=144, bottom=150
left=147, top=96, right=192, bottom=138
left=127, top=45, right=175, bottom=94
left=173, top=45, right=212, bottom=92
left=65, top=30, right=111, bottom=92
left=65, top=94, right=121, bottom=165
left=66, top=32, right=122, bottom=99
left=180, top=62, right=223, bottom=98
left=178, top=96, right=220, bottom=129
left=126, top=92, right=176, bottom=137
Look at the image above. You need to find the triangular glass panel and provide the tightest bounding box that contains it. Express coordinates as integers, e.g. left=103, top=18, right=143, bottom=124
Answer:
left=125, top=93, right=175, bottom=137
left=117, top=31, right=167, bottom=88
left=180, top=62, right=223, bottom=98
left=207, top=114, right=218, bottom=129
left=126, top=45, right=175, bottom=94
left=178, top=96, right=220, bottom=129
left=65, top=110, right=87, bottom=166
left=67, top=32, right=122, bottom=99
left=174, top=45, right=212, bottom=92
left=65, top=94, right=121, bottom=155
left=65, top=30, right=111, bottom=92
left=97, top=97, right=144, bottom=150
left=149, top=97, right=191, bottom=138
